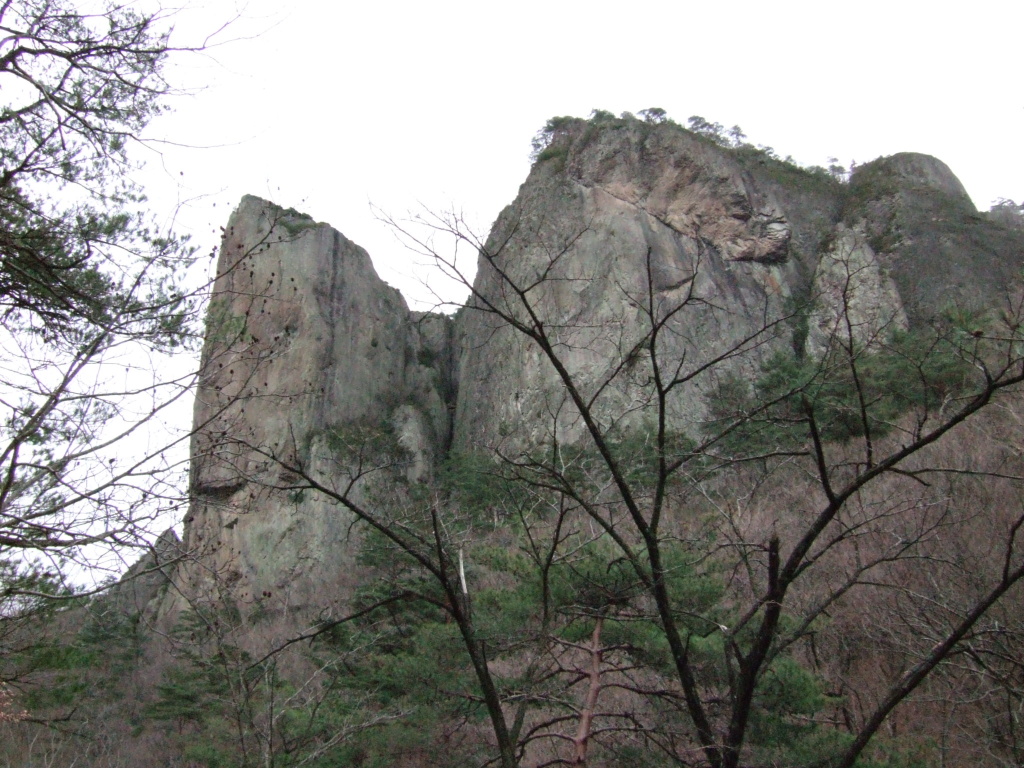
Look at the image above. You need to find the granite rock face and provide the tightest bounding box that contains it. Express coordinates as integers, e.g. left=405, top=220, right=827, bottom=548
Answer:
left=453, top=120, right=828, bottom=451
left=161, top=197, right=454, bottom=618
left=843, top=152, right=1022, bottom=324
left=152, top=120, right=1024, bottom=619
left=453, top=123, right=1024, bottom=452
left=805, top=226, right=908, bottom=357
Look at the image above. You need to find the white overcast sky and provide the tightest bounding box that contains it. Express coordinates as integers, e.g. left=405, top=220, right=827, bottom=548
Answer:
left=142, top=0, right=1024, bottom=310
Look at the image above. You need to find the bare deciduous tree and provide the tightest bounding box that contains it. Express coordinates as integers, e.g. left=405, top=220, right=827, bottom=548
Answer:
left=169, top=193, right=1024, bottom=768
left=360, top=208, right=1024, bottom=768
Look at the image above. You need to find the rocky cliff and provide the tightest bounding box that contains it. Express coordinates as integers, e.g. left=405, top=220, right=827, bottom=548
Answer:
left=160, top=197, right=456, bottom=619
left=453, top=118, right=1020, bottom=450
left=157, top=115, right=1024, bottom=621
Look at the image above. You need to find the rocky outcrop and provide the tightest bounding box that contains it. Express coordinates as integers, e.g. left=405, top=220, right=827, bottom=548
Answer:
left=805, top=226, right=908, bottom=357
left=843, top=153, right=1022, bottom=324
left=452, top=121, right=1024, bottom=452
left=105, top=529, right=182, bottom=615
left=160, top=197, right=454, bottom=619
left=453, top=120, right=829, bottom=451
left=147, top=119, right=1024, bottom=621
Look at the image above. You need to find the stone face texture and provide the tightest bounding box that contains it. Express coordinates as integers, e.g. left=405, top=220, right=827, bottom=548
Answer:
left=164, top=197, right=452, bottom=618
left=452, top=122, right=830, bottom=451
left=452, top=125, right=1024, bottom=453
left=806, top=227, right=908, bottom=357
left=875, top=152, right=973, bottom=204
left=844, top=153, right=1024, bottom=325
left=192, top=198, right=410, bottom=493
left=152, top=121, right=1024, bottom=620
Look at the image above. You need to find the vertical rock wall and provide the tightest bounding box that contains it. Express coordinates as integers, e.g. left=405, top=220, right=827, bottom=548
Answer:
left=452, top=121, right=826, bottom=452
left=162, top=197, right=453, bottom=619
left=451, top=121, right=1024, bottom=454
